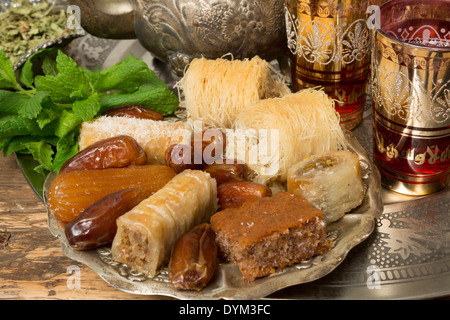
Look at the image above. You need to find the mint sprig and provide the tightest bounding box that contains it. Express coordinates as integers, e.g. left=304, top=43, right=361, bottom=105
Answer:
left=0, top=49, right=179, bottom=174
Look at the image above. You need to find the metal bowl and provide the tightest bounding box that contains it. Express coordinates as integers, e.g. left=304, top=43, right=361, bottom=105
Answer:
left=69, top=0, right=288, bottom=76
left=2, top=0, right=83, bottom=69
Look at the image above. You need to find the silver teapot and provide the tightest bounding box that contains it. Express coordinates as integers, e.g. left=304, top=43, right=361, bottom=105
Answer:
left=70, top=0, right=288, bottom=76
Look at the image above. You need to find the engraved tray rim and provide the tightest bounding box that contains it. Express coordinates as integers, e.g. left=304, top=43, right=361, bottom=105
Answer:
left=43, top=130, right=384, bottom=300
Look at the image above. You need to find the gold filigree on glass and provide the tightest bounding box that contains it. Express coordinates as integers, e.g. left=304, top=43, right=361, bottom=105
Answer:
left=284, top=0, right=372, bottom=130
left=371, top=0, right=450, bottom=196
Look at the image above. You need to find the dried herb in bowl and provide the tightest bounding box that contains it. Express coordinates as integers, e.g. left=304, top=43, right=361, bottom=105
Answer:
left=0, top=0, right=74, bottom=64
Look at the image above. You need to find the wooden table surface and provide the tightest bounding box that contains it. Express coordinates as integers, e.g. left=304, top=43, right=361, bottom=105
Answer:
left=1, top=152, right=448, bottom=301
left=0, top=153, right=174, bottom=300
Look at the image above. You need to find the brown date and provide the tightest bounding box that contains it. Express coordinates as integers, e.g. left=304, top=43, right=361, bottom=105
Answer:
left=165, top=129, right=227, bottom=173
left=165, top=144, right=204, bottom=173
left=60, top=135, right=147, bottom=173
left=102, top=105, right=164, bottom=121
left=204, top=162, right=247, bottom=185
left=65, top=188, right=149, bottom=250
left=217, top=181, right=272, bottom=210
left=168, top=223, right=218, bottom=291
left=193, top=129, right=226, bottom=165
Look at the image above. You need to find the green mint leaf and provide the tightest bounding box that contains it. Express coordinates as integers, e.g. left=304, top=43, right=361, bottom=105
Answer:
left=142, top=71, right=172, bottom=89
left=51, top=129, right=79, bottom=172
left=73, top=93, right=101, bottom=122
left=3, top=136, right=40, bottom=156
left=36, top=105, right=59, bottom=130
left=54, top=50, right=91, bottom=93
left=18, top=91, right=48, bottom=120
left=82, top=66, right=100, bottom=84
left=0, top=136, right=13, bottom=151
left=93, top=55, right=152, bottom=93
left=0, top=115, right=40, bottom=137
left=69, top=89, right=86, bottom=100
left=20, top=48, right=59, bottom=88
left=0, top=90, right=29, bottom=114
left=54, top=110, right=83, bottom=138
left=34, top=50, right=92, bottom=103
left=33, top=164, right=49, bottom=176
left=34, top=75, right=72, bottom=103
left=0, top=50, right=19, bottom=89
left=22, top=140, right=54, bottom=171
left=41, top=54, right=58, bottom=76
left=19, top=59, right=35, bottom=89
left=100, top=79, right=179, bottom=115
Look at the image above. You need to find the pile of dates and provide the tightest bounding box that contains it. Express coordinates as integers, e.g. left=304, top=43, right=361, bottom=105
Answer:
left=50, top=104, right=273, bottom=291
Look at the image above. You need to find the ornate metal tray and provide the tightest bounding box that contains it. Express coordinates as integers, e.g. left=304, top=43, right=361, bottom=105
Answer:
left=43, top=128, right=382, bottom=300
left=16, top=34, right=450, bottom=299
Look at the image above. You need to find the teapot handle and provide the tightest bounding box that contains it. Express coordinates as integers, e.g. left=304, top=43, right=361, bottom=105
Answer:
left=68, top=0, right=136, bottom=39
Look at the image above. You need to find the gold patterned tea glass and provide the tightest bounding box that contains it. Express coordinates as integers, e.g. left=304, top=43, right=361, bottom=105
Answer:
left=371, top=0, right=450, bottom=196
left=284, top=0, right=372, bottom=130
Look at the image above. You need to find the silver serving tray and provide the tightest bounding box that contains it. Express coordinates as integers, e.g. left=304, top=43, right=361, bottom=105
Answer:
left=43, top=129, right=383, bottom=300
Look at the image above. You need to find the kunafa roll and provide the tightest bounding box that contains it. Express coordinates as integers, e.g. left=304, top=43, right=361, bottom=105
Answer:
left=228, top=89, right=348, bottom=184
left=176, top=56, right=291, bottom=129
left=111, top=170, right=218, bottom=277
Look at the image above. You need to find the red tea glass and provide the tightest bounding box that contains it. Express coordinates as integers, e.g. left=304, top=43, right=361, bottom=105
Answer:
left=371, top=0, right=450, bottom=195
left=285, top=0, right=372, bottom=130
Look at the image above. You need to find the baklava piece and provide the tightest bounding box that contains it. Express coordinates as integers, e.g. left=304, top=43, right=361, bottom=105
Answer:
left=210, top=192, right=332, bottom=281
left=287, top=150, right=365, bottom=224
